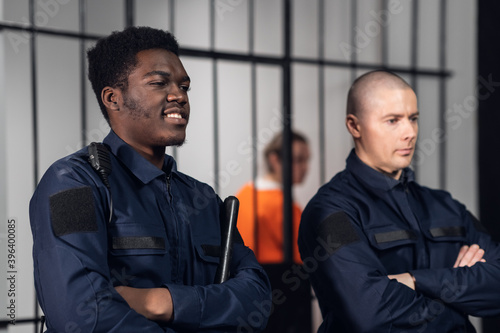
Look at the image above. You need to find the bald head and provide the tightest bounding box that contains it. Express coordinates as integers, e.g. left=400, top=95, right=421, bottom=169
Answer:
left=344, top=70, right=419, bottom=179
left=346, top=70, right=413, bottom=118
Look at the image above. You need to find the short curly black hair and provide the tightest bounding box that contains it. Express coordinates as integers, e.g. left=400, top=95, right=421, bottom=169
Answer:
left=87, top=26, right=179, bottom=124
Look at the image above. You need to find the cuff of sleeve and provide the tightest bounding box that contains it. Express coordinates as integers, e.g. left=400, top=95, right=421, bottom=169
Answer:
left=410, top=269, right=442, bottom=297
left=165, top=283, right=201, bottom=331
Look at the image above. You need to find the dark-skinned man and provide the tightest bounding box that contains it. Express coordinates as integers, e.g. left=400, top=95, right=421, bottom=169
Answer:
left=30, top=26, right=271, bottom=333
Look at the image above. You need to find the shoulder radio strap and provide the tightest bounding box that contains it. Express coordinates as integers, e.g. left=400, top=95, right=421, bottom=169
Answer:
left=88, top=142, right=113, bottom=223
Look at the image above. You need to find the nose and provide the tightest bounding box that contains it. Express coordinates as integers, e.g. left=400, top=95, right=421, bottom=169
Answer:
left=402, top=118, right=418, bottom=142
left=166, top=85, right=187, bottom=104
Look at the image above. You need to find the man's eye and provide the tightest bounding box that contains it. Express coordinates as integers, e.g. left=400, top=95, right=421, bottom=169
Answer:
left=181, top=85, right=191, bottom=92
left=151, top=81, right=166, bottom=86
left=387, top=119, right=397, bottom=124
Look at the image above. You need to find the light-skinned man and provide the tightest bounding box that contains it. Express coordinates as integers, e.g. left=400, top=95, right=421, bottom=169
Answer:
left=299, top=70, right=500, bottom=332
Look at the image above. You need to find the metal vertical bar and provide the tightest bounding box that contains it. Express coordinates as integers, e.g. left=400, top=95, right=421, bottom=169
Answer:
left=125, top=0, right=134, bottom=28
left=410, top=0, right=419, bottom=87
left=210, top=0, right=220, bottom=194
left=29, top=1, right=39, bottom=330
left=438, top=0, right=447, bottom=189
left=381, top=0, right=389, bottom=67
left=80, top=0, right=87, bottom=146
left=318, top=0, right=326, bottom=184
left=169, top=0, right=175, bottom=34
left=410, top=0, right=419, bottom=177
left=249, top=0, right=256, bottom=181
left=171, top=0, right=178, bottom=161
left=249, top=0, right=259, bottom=258
left=282, top=0, right=293, bottom=264
left=350, top=0, right=358, bottom=81
left=29, top=0, right=39, bottom=186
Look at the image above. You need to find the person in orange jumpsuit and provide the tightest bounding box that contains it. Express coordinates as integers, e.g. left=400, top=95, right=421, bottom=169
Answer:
left=236, top=130, right=311, bottom=333
left=237, top=131, right=310, bottom=264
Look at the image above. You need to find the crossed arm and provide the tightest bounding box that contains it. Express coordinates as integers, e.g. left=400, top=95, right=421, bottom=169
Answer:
left=113, top=245, right=271, bottom=331
left=115, top=245, right=484, bottom=325
left=115, top=286, right=174, bottom=322
left=115, top=245, right=486, bottom=322
left=388, top=244, right=486, bottom=289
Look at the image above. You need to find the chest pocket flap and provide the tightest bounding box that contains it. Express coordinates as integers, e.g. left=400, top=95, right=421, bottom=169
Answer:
left=195, top=243, right=221, bottom=265
left=109, top=223, right=167, bottom=256
left=426, top=225, right=466, bottom=242
left=369, top=228, right=417, bottom=250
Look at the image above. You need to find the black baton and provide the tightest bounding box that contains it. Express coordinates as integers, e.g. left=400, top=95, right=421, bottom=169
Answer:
left=214, top=196, right=239, bottom=284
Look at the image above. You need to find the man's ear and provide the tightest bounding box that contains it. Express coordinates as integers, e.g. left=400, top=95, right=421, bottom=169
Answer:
left=101, top=86, right=121, bottom=112
left=346, top=114, right=362, bottom=139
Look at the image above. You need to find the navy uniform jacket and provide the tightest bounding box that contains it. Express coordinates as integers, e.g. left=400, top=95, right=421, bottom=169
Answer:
left=30, top=131, right=271, bottom=332
left=299, top=150, right=500, bottom=332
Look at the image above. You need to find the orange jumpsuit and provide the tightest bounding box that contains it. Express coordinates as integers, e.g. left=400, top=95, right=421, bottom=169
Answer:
left=236, top=180, right=302, bottom=264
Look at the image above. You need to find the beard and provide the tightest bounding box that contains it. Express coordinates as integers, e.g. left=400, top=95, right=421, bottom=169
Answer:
left=122, top=92, right=149, bottom=120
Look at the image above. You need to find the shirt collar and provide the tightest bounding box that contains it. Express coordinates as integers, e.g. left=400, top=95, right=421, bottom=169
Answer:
left=254, top=177, right=281, bottom=190
left=346, top=149, right=415, bottom=191
left=103, top=130, right=178, bottom=184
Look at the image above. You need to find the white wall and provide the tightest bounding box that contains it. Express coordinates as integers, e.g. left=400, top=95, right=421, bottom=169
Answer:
left=0, top=0, right=479, bottom=332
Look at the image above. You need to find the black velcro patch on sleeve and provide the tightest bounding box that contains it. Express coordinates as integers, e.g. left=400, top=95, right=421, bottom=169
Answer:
left=315, top=211, right=360, bottom=255
left=112, top=236, right=165, bottom=250
left=49, top=186, right=98, bottom=237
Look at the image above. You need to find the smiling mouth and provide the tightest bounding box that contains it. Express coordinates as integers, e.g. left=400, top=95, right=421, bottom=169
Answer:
left=166, top=113, right=183, bottom=119
left=163, top=111, right=189, bottom=125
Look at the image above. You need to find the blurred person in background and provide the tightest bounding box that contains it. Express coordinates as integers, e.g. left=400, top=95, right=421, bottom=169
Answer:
left=237, top=130, right=311, bottom=333
left=237, top=131, right=310, bottom=264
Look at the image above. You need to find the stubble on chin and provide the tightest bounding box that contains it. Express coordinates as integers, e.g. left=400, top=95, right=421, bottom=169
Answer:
left=167, top=138, right=185, bottom=147
left=152, top=133, right=186, bottom=148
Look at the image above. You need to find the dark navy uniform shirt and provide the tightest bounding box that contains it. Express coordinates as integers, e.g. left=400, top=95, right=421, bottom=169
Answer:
left=299, top=150, right=500, bottom=332
left=30, top=131, right=271, bottom=332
